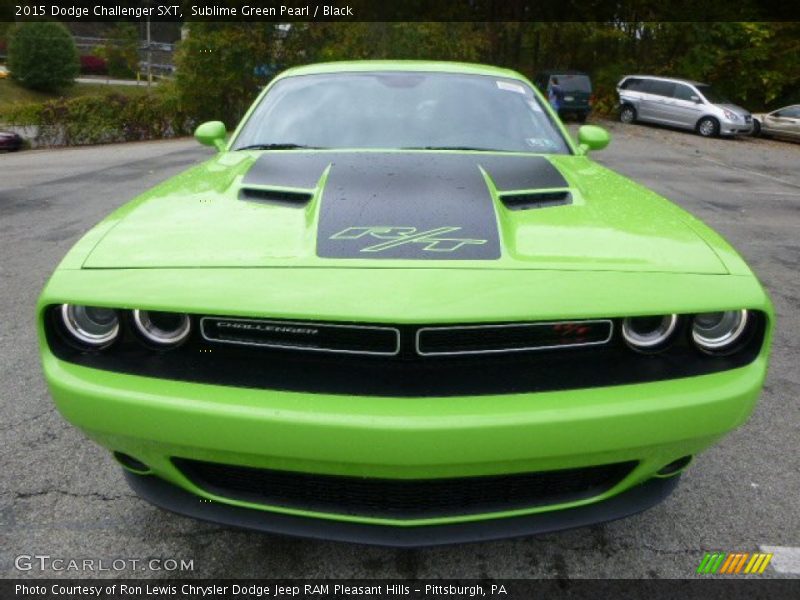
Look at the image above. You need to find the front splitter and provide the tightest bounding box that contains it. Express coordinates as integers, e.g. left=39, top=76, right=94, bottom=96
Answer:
left=124, top=471, right=680, bottom=547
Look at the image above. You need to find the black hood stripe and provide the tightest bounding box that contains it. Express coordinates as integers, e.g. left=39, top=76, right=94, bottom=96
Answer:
left=242, top=153, right=332, bottom=189
left=242, top=153, right=568, bottom=260
left=317, top=153, right=500, bottom=260
left=477, top=154, right=568, bottom=191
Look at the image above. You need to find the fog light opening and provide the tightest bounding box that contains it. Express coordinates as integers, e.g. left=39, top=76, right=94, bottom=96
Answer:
left=113, top=452, right=151, bottom=475
left=656, top=455, right=693, bottom=477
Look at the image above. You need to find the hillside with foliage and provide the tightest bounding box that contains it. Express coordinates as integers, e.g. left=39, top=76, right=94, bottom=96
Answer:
left=171, top=22, right=800, bottom=127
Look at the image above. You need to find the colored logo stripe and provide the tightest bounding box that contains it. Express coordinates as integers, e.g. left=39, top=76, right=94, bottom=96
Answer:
left=697, top=552, right=773, bottom=574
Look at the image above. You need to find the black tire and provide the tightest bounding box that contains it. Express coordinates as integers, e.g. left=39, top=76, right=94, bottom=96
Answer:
left=577, top=112, right=588, bottom=123
left=619, top=104, right=636, bottom=124
left=696, top=116, right=720, bottom=138
left=751, top=119, right=761, bottom=136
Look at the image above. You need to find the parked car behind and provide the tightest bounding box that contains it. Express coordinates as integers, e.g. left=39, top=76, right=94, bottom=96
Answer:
left=0, top=65, right=9, bottom=79
left=751, top=105, right=800, bottom=142
left=617, top=75, right=752, bottom=137
left=0, top=130, right=23, bottom=152
left=534, top=70, right=592, bottom=122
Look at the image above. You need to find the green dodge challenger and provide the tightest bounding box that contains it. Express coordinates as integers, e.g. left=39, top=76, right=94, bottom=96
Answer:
left=38, top=61, right=772, bottom=545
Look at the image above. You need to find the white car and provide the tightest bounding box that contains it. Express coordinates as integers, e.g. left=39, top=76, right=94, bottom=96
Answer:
left=617, top=75, right=753, bottom=137
left=752, top=105, right=800, bottom=141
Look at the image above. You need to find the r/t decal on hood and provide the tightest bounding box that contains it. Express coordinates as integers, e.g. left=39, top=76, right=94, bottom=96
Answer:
left=330, top=227, right=488, bottom=253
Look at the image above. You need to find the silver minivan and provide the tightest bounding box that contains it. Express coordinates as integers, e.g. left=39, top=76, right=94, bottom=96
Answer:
left=617, top=75, right=753, bottom=137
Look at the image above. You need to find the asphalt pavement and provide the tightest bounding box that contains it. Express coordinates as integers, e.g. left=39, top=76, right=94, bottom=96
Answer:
left=1, top=122, right=798, bottom=579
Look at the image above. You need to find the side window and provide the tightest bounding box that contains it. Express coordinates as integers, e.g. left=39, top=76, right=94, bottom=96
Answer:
left=638, top=79, right=662, bottom=94
left=673, top=84, right=695, bottom=101
left=621, top=78, right=642, bottom=91
left=647, top=80, right=676, bottom=97
left=784, top=107, right=800, bottom=118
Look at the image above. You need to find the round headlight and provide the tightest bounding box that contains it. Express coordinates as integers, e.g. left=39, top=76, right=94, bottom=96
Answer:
left=622, top=314, right=678, bottom=352
left=691, top=310, right=749, bottom=353
left=132, top=310, right=191, bottom=347
left=61, top=304, right=120, bottom=348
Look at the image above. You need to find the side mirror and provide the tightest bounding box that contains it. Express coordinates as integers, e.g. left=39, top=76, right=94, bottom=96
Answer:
left=577, top=125, right=610, bottom=154
left=690, top=95, right=702, bottom=103
left=194, top=121, right=227, bottom=151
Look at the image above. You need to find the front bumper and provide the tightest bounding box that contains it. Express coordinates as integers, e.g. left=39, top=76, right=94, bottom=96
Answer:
left=42, top=347, right=767, bottom=540
left=720, top=119, right=753, bottom=136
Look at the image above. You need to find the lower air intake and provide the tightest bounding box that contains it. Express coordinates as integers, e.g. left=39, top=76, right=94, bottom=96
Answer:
left=173, top=459, right=636, bottom=518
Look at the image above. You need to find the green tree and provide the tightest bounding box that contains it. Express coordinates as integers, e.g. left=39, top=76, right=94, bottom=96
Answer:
left=173, top=23, right=279, bottom=127
left=8, top=21, right=79, bottom=92
left=96, top=23, right=139, bottom=79
left=281, top=23, right=489, bottom=65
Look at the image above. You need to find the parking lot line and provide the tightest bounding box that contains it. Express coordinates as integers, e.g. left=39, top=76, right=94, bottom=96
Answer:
left=701, top=156, right=800, bottom=188
left=747, top=191, right=800, bottom=196
left=700, top=157, right=800, bottom=190
left=758, top=545, right=800, bottom=574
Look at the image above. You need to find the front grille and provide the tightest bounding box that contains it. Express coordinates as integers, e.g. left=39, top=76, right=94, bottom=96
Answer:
left=417, top=320, right=612, bottom=356
left=173, top=459, right=636, bottom=518
left=201, top=316, right=610, bottom=357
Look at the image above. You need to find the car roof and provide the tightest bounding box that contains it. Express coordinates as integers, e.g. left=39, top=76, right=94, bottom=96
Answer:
left=620, top=74, right=706, bottom=87
left=536, top=70, right=590, bottom=77
left=276, top=60, right=526, bottom=81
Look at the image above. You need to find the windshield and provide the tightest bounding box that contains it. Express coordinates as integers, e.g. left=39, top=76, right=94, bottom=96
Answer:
left=554, top=74, right=591, bottom=93
left=695, top=84, right=731, bottom=104
left=232, top=72, right=570, bottom=154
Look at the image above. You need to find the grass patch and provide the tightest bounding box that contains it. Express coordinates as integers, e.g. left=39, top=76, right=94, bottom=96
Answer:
left=0, top=78, right=151, bottom=106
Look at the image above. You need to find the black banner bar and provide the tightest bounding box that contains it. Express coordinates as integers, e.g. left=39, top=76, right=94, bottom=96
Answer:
left=3, top=579, right=800, bottom=600
left=3, top=0, right=800, bottom=23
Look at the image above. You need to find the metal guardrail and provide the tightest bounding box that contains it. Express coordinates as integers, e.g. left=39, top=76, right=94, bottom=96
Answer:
left=73, top=36, right=175, bottom=52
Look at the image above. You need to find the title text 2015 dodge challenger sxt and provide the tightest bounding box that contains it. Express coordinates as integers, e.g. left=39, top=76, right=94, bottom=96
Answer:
left=38, top=62, right=773, bottom=546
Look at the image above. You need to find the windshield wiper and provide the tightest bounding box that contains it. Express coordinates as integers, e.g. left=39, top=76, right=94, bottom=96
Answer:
left=401, top=145, right=504, bottom=152
left=235, top=143, right=325, bottom=151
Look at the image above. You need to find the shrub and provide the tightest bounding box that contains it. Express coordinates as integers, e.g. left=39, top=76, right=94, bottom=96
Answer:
left=80, top=55, right=108, bottom=76
left=0, top=91, right=196, bottom=147
left=8, top=21, right=79, bottom=92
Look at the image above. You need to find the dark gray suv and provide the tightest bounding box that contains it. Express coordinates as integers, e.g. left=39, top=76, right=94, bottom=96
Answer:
left=617, top=75, right=752, bottom=137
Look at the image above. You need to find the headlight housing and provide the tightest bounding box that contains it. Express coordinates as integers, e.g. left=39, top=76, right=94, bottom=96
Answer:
left=722, top=109, right=740, bottom=121
left=621, top=314, right=678, bottom=352
left=60, top=304, right=120, bottom=348
left=132, top=310, right=191, bottom=347
left=691, top=310, right=750, bottom=354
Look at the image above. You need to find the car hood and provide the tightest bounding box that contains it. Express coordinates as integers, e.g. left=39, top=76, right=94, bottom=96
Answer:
left=717, top=103, right=751, bottom=116
left=82, top=151, right=728, bottom=274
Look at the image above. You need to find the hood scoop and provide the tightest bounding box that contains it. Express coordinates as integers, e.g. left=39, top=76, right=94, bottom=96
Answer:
left=500, top=189, right=572, bottom=211
left=239, top=187, right=313, bottom=206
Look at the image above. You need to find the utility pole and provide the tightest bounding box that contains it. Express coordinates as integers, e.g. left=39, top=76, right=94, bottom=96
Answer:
left=142, top=0, right=153, bottom=88
left=146, top=9, right=152, bottom=87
